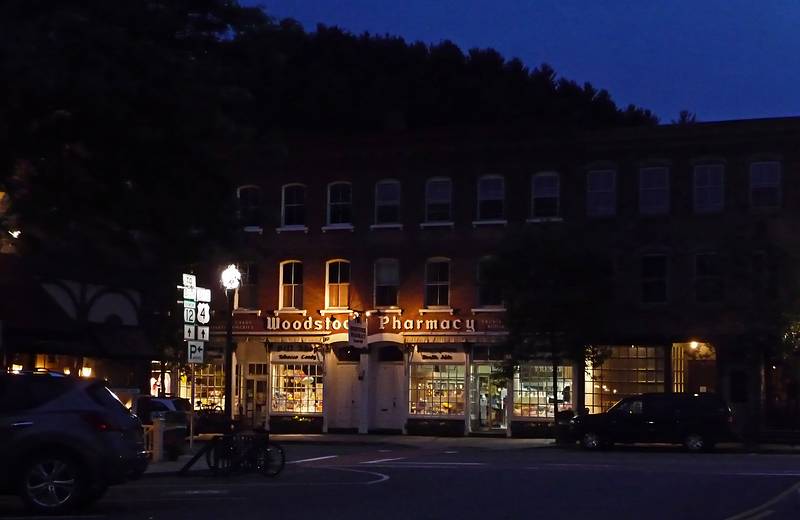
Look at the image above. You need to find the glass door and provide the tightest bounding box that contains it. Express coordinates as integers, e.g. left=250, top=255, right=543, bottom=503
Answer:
left=470, top=364, right=507, bottom=431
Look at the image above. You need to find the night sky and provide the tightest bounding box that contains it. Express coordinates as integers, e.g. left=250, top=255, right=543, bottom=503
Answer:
left=246, top=0, right=800, bottom=123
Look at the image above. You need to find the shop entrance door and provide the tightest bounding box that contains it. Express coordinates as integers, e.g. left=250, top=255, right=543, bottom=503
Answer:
left=330, top=363, right=360, bottom=430
left=242, top=363, right=268, bottom=428
left=469, top=364, right=507, bottom=431
left=373, top=363, right=403, bottom=430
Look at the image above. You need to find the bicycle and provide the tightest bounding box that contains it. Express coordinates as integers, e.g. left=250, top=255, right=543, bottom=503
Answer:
left=205, top=433, right=285, bottom=477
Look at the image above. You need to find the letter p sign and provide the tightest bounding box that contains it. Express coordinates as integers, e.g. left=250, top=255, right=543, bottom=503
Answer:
left=187, top=341, right=204, bottom=364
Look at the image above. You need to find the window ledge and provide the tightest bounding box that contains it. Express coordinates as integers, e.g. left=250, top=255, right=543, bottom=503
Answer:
left=233, top=308, right=261, bottom=315
left=273, top=309, right=308, bottom=316
left=321, top=224, right=354, bottom=232
left=243, top=226, right=264, bottom=234
left=420, top=221, right=454, bottom=229
left=418, top=307, right=455, bottom=315
left=366, top=308, right=403, bottom=316
left=276, top=225, right=309, bottom=234
left=370, top=223, right=403, bottom=230
left=526, top=217, right=563, bottom=223
left=319, top=308, right=354, bottom=316
left=472, top=219, right=508, bottom=227
left=471, top=307, right=506, bottom=313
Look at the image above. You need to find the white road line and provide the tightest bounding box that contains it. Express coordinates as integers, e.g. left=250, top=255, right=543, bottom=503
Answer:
left=444, top=450, right=458, bottom=454
left=288, top=455, right=339, bottom=464
left=389, top=462, right=485, bottom=466
left=361, top=457, right=406, bottom=464
left=378, top=449, right=392, bottom=453
left=322, top=466, right=391, bottom=485
left=2, top=516, right=105, bottom=520
left=164, top=489, right=229, bottom=495
left=746, top=510, right=774, bottom=520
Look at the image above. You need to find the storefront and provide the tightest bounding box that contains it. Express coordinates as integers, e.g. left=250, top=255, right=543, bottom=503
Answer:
left=407, top=347, right=467, bottom=435
left=268, top=346, right=324, bottom=433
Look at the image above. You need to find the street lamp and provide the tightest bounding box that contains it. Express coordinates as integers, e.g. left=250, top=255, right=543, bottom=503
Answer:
left=221, top=264, right=241, bottom=422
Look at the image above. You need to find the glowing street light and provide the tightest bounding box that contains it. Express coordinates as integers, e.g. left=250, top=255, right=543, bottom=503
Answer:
left=220, top=264, right=241, bottom=422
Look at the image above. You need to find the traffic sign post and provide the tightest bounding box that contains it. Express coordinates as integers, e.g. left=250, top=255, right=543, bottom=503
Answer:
left=179, top=274, right=211, bottom=450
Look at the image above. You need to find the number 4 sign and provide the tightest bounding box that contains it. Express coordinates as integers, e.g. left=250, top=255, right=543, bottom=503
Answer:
left=197, top=303, right=210, bottom=324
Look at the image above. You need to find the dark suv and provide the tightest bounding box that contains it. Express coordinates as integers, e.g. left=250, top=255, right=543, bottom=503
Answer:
left=0, top=371, right=148, bottom=513
left=568, top=393, right=734, bottom=451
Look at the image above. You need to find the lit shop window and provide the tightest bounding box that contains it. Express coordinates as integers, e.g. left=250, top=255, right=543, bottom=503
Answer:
left=327, top=182, right=352, bottom=225
left=281, top=184, right=306, bottom=226
left=424, top=258, right=450, bottom=308
left=587, top=170, right=616, bottom=217
left=641, top=254, right=668, bottom=304
left=375, top=180, right=401, bottom=224
left=279, top=261, right=303, bottom=309
left=639, top=167, right=670, bottom=215
left=585, top=346, right=665, bottom=413
left=193, top=362, right=226, bottom=410
left=476, top=257, right=502, bottom=307
left=693, top=165, right=724, bottom=214
left=271, top=364, right=323, bottom=413
left=749, top=161, right=781, bottom=209
left=477, top=175, right=505, bottom=220
left=694, top=252, right=723, bottom=303
left=425, top=177, right=452, bottom=222
left=513, top=364, right=573, bottom=418
left=237, top=185, right=262, bottom=227
left=409, top=364, right=465, bottom=416
left=326, top=260, right=350, bottom=309
left=374, top=258, right=399, bottom=308
left=530, top=172, right=559, bottom=218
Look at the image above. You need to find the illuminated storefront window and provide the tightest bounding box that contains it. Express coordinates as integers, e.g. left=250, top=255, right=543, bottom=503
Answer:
left=585, top=345, right=664, bottom=413
left=271, top=363, right=323, bottom=413
left=409, top=364, right=465, bottom=416
left=513, top=364, right=573, bottom=418
left=194, top=362, right=226, bottom=410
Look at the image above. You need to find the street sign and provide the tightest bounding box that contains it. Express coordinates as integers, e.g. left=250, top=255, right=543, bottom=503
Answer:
left=183, top=287, right=197, bottom=301
left=183, top=300, right=196, bottom=309
left=197, top=326, right=210, bottom=341
left=183, top=307, right=196, bottom=324
left=183, top=325, right=195, bottom=340
left=348, top=318, right=367, bottom=349
left=197, top=303, right=210, bottom=324
left=196, top=287, right=211, bottom=303
left=187, top=341, right=204, bottom=363
left=182, top=273, right=196, bottom=289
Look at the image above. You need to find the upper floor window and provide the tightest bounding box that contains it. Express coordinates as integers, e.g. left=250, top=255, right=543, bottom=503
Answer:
left=531, top=172, right=559, bottom=219
left=641, top=254, right=667, bottom=304
left=282, top=184, right=306, bottom=226
left=327, top=182, right=352, bottom=225
left=375, top=180, right=401, bottom=225
left=236, top=262, right=259, bottom=309
left=477, top=257, right=503, bottom=307
left=374, top=258, right=399, bottom=308
left=237, top=185, right=262, bottom=227
left=425, top=258, right=450, bottom=308
left=477, top=175, right=505, bottom=220
left=425, top=178, right=452, bottom=222
left=693, top=165, right=724, bottom=214
left=586, top=170, right=616, bottom=217
left=279, top=261, right=303, bottom=309
left=326, top=260, right=350, bottom=309
left=694, top=253, right=722, bottom=303
left=639, top=167, right=670, bottom=215
left=749, top=161, right=781, bottom=209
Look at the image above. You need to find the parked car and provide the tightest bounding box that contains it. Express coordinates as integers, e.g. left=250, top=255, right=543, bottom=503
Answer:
left=0, top=371, right=148, bottom=514
left=568, top=393, right=734, bottom=451
left=132, top=395, right=190, bottom=460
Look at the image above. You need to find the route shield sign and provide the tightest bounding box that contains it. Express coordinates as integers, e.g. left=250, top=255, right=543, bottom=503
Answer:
left=197, top=303, right=210, bottom=324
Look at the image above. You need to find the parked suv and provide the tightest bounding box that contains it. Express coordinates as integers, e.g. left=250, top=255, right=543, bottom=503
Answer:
left=568, top=393, right=734, bottom=451
left=0, top=371, right=148, bottom=514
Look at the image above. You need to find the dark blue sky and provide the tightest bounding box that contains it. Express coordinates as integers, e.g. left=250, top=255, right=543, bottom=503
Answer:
left=244, top=1, right=800, bottom=123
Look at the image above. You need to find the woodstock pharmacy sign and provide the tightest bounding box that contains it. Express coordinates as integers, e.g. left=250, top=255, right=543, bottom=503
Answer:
left=266, top=316, right=477, bottom=333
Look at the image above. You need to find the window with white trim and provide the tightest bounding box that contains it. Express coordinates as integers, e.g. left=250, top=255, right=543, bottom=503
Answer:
left=587, top=170, right=616, bottom=217
left=425, top=258, right=450, bottom=307
left=374, top=258, right=399, bottom=308
left=641, top=254, right=667, bottom=304
left=693, top=165, right=724, bottom=214
left=531, top=173, right=559, bottom=218
left=237, top=262, right=259, bottom=309
left=477, top=257, right=502, bottom=307
left=477, top=175, right=505, bottom=220
left=695, top=253, right=722, bottom=303
left=375, top=180, right=401, bottom=224
left=327, top=182, right=352, bottom=225
left=282, top=184, right=306, bottom=226
left=237, top=186, right=262, bottom=227
left=326, top=260, right=350, bottom=309
left=279, top=261, right=303, bottom=309
left=749, top=161, right=781, bottom=209
left=639, top=167, right=670, bottom=215
left=425, top=178, right=452, bottom=222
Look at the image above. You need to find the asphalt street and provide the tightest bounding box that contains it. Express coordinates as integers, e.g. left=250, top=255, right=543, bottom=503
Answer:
left=1, top=443, right=799, bottom=520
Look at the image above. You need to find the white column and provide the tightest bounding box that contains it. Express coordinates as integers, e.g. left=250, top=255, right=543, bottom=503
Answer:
left=359, top=350, right=370, bottom=434
left=464, top=352, right=471, bottom=436
left=506, top=373, right=514, bottom=438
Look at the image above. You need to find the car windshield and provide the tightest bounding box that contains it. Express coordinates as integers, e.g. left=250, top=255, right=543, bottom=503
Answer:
left=87, top=382, right=131, bottom=415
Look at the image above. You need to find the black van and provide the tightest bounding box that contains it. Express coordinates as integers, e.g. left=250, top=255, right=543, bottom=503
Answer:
left=568, top=393, right=734, bottom=451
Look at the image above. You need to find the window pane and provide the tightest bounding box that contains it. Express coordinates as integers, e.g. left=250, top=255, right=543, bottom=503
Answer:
left=427, top=179, right=451, bottom=202
left=375, top=285, right=398, bottom=307
left=427, top=202, right=451, bottom=221
left=330, top=183, right=351, bottom=203
left=587, top=170, right=616, bottom=217
left=376, top=204, right=400, bottom=224
left=376, top=181, right=400, bottom=203
left=375, top=260, right=399, bottom=285
left=532, top=197, right=558, bottom=218
left=479, top=199, right=504, bottom=219
left=479, top=177, right=504, bottom=199
left=427, top=261, right=449, bottom=283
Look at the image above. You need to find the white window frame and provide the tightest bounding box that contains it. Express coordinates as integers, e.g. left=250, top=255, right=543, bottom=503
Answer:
left=374, top=258, right=400, bottom=309
left=424, top=257, right=451, bottom=309
left=749, top=161, right=782, bottom=210
left=527, top=172, right=560, bottom=221
left=279, top=260, right=304, bottom=311
left=476, top=175, right=506, bottom=223
left=237, top=185, right=263, bottom=232
left=373, top=179, right=402, bottom=228
left=279, top=183, right=308, bottom=232
left=325, top=181, right=353, bottom=230
left=474, top=256, right=504, bottom=311
left=639, top=167, right=670, bottom=215
left=586, top=169, right=616, bottom=217
left=693, top=164, right=724, bottom=214
left=325, top=259, right=351, bottom=311
left=423, top=177, right=453, bottom=226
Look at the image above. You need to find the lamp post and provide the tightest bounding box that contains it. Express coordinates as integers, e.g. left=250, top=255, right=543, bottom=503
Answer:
left=220, top=264, right=241, bottom=421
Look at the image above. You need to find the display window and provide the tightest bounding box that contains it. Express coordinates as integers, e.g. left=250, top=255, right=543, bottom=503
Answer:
left=409, top=364, right=465, bottom=416
left=271, top=363, right=323, bottom=413
left=585, top=345, right=665, bottom=413
left=513, top=364, right=573, bottom=418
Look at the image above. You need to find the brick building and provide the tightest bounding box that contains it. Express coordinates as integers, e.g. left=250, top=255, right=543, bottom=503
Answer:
left=190, top=117, right=800, bottom=437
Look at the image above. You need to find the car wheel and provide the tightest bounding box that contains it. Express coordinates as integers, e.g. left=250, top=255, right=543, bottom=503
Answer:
left=684, top=433, right=706, bottom=452
left=18, top=452, right=88, bottom=514
left=581, top=432, right=603, bottom=450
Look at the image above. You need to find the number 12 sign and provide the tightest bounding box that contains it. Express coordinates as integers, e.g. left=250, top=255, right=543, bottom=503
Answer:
left=183, top=307, right=196, bottom=324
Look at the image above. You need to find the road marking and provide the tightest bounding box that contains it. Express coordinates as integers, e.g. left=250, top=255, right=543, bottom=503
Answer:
left=164, top=489, right=229, bottom=495
left=724, top=480, right=800, bottom=520
left=321, top=466, right=390, bottom=485
left=378, top=449, right=392, bottom=453
left=288, top=455, right=339, bottom=464
left=2, top=516, right=105, bottom=520
left=389, top=462, right=485, bottom=466
left=361, top=457, right=406, bottom=464
left=746, top=510, right=774, bottom=520
left=444, top=450, right=458, bottom=454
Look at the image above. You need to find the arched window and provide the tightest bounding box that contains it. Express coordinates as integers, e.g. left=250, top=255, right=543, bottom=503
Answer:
left=531, top=173, right=559, bottom=218
left=425, top=258, right=450, bottom=308
left=327, top=182, right=352, bottom=225
left=374, top=258, right=399, bottom=308
left=237, top=185, right=262, bottom=227
left=425, top=177, right=452, bottom=222
left=326, top=260, right=351, bottom=309
left=477, top=175, right=504, bottom=220
left=279, top=261, right=303, bottom=309
left=282, top=184, right=306, bottom=226
left=375, top=179, right=401, bottom=224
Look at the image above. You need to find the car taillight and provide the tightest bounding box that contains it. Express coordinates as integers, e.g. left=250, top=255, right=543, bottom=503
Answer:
left=81, top=412, right=121, bottom=432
